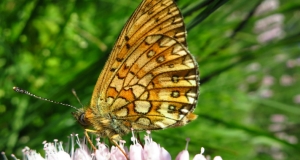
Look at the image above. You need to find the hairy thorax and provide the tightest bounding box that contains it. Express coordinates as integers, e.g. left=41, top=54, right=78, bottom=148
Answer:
left=73, top=101, right=131, bottom=142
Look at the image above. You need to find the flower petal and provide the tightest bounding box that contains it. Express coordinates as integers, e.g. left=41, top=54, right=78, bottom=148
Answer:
left=129, top=143, right=143, bottom=160
left=176, top=150, right=189, bottom=160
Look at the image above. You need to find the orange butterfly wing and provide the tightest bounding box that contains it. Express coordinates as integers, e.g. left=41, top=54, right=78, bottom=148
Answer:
left=74, top=0, right=199, bottom=141
left=108, top=34, right=199, bottom=132
left=92, top=0, right=188, bottom=103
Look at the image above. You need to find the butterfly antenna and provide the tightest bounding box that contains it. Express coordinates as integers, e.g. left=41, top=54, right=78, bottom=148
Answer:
left=13, top=86, right=79, bottom=110
left=71, top=89, right=84, bottom=107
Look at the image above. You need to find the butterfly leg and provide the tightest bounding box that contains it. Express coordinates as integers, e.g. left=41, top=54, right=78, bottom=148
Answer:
left=84, top=129, right=97, bottom=151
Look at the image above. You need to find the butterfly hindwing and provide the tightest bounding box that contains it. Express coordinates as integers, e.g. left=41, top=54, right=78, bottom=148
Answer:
left=108, top=34, right=199, bottom=130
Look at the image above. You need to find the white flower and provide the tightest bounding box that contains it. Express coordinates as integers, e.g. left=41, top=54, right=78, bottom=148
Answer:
left=6, top=132, right=222, bottom=160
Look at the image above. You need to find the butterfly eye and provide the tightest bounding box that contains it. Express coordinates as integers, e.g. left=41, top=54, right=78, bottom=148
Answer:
left=78, top=113, right=88, bottom=126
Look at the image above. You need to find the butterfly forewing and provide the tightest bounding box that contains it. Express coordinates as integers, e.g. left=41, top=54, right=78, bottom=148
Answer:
left=75, top=0, right=199, bottom=143
left=91, top=0, right=187, bottom=104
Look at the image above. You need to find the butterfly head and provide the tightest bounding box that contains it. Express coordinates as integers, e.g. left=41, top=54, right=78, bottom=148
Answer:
left=72, top=108, right=90, bottom=127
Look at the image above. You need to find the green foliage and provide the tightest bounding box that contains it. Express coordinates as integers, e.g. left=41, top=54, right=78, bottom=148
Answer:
left=1, top=0, right=299, bottom=159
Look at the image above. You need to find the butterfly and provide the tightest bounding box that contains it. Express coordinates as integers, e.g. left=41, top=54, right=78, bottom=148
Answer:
left=72, top=0, right=200, bottom=154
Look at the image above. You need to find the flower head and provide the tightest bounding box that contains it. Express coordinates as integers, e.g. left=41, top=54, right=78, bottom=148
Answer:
left=7, top=132, right=222, bottom=160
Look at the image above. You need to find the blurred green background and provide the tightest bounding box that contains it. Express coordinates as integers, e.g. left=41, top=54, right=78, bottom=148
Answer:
left=1, top=0, right=300, bottom=159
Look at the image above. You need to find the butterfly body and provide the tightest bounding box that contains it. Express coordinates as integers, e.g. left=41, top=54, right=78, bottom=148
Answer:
left=73, top=0, right=199, bottom=143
